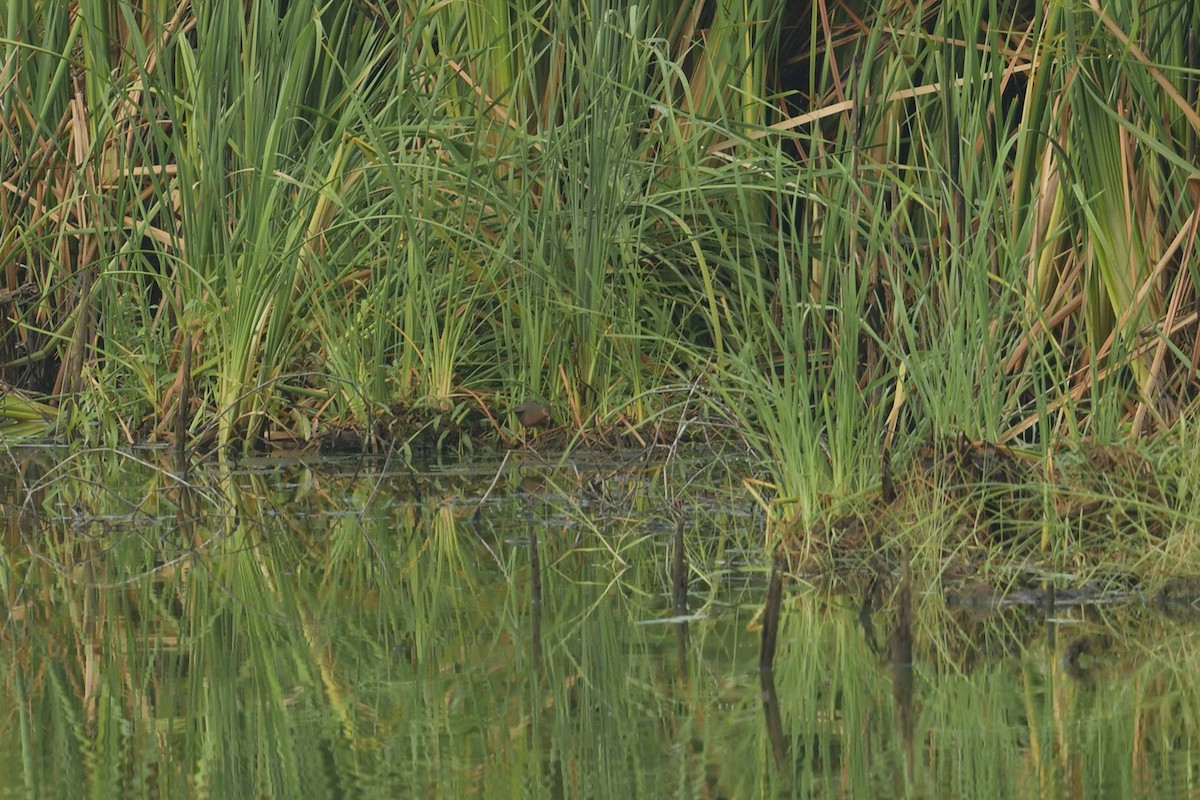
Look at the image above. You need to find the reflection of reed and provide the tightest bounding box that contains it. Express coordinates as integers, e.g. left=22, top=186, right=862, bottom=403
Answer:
left=530, top=525, right=542, bottom=672
left=760, top=668, right=788, bottom=769
left=671, top=515, right=689, bottom=678
left=890, top=544, right=915, bottom=781
left=760, top=549, right=788, bottom=767
left=760, top=550, right=784, bottom=672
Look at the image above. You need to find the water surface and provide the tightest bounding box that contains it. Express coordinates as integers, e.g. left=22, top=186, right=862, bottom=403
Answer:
left=1, top=446, right=1197, bottom=798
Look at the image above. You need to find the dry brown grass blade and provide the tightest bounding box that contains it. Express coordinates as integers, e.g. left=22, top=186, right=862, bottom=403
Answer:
left=707, top=62, right=1034, bottom=154
left=1132, top=176, right=1200, bottom=434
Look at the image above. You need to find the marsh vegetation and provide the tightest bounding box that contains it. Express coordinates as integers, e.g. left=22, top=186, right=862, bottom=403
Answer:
left=3, top=1, right=1200, bottom=794
left=3, top=0, right=1200, bottom=564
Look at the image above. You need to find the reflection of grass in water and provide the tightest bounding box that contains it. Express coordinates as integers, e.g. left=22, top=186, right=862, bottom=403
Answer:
left=6, top=447, right=1200, bottom=797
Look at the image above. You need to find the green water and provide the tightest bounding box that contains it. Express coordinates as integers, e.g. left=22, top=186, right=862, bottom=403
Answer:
left=1, top=447, right=1198, bottom=798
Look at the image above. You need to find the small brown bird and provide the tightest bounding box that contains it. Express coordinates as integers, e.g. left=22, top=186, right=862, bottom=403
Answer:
left=513, top=401, right=551, bottom=429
